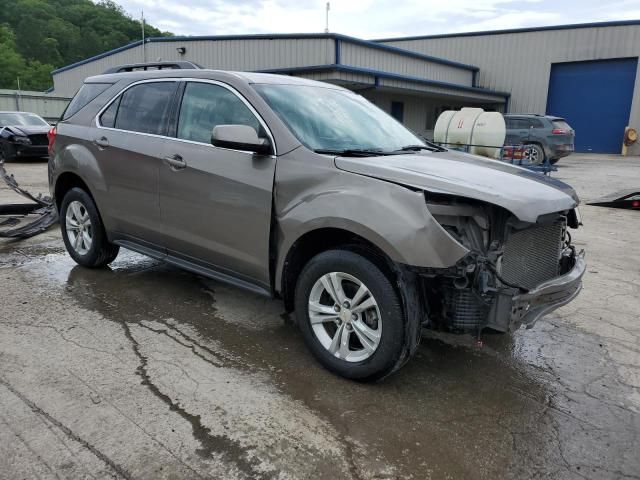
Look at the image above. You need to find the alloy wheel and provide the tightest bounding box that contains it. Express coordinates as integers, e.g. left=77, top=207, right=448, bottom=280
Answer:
left=524, top=145, right=542, bottom=165
left=308, top=272, right=382, bottom=362
left=65, top=200, right=93, bottom=255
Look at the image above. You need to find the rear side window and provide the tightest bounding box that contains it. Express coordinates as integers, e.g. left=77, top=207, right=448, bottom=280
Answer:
left=177, top=82, right=261, bottom=144
left=528, top=118, right=544, bottom=128
left=114, top=82, right=177, bottom=135
left=63, top=83, right=111, bottom=120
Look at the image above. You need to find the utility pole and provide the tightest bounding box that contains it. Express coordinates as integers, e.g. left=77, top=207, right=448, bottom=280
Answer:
left=324, top=2, right=330, bottom=33
left=141, top=10, right=146, bottom=63
left=16, top=77, right=21, bottom=111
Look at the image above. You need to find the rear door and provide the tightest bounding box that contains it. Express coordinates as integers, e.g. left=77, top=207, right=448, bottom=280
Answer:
left=525, top=117, right=546, bottom=145
left=159, top=80, right=277, bottom=290
left=504, top=117, right=530, bottom=145
left=95, top=80, right=178, bottom=246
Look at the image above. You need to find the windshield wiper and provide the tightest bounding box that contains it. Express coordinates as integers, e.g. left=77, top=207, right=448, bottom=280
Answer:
left=397, top=143, right=446, bottom=153
left=313, top=148, right=393, bottom=157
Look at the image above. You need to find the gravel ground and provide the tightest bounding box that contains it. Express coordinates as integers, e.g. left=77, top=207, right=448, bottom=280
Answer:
left=1, top=154, right=639, bottom=480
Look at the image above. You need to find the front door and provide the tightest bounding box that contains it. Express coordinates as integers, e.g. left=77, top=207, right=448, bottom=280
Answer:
left=504, top=117, right=530, bottom=146
left=159, top=80, right=276, bottom=290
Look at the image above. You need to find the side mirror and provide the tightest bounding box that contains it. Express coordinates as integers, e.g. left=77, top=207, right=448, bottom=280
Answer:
left=211, top=125, right=272, bottom=155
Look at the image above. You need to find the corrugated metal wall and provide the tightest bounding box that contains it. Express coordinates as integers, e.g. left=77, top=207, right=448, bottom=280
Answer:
left=52, top=38, right=334, bottom=96
left=0, top=89, right=70, bottom=121
left=52, top=36, right=476, bottom=98
left=340, top=42, right=473, bottom=85
left=380, top=24, right=640, bottom=154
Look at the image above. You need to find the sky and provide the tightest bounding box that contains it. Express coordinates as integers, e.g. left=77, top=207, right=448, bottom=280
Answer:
left=112, top=0, right=640, bottom=39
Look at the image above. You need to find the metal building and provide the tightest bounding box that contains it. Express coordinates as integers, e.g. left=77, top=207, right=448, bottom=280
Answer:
left=49, top=33, right=509, bottom=138
left=0, top=89, right=71, bottom=122
left=376, top=20, right=640, bottom=155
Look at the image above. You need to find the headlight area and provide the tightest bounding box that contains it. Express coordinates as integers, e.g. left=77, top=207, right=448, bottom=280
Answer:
left=419, top=192, right=580, bottom=334
left=11, top=135, right=31, bottom=145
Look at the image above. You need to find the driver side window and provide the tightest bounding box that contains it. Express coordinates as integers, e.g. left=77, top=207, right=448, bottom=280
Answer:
left=177, top=82, right=261, bottom=144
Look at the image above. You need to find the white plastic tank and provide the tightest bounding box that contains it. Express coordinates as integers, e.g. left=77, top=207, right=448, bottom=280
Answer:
left=433, top=108, right=506, bottom=159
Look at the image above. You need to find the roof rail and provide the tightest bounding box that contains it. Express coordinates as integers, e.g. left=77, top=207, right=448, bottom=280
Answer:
left=102, top=61, right=203, bottom=74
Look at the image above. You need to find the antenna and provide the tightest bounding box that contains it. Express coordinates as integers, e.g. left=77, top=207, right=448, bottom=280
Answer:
left=324, top=2, right=330, bottom=33
left=141, top=10, right=146, bottom=63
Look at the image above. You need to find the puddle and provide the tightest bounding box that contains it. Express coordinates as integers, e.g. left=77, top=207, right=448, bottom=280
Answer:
left=8, top=243, right=640, bottom=479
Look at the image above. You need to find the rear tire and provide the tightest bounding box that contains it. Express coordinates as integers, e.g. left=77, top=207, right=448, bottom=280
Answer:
left=60, top=187, right=119, bottom=268
left=294, top=249, right=410, bottom=381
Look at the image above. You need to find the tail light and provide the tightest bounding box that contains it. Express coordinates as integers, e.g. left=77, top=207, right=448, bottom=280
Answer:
left=552, top=128, right=568, bottom=135
left=47, top=126, right=56, bottom=154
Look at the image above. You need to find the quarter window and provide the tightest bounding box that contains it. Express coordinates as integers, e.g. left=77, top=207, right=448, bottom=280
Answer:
left=99, top=96, right=120, bottom=128
left=112, top=82, right=177, bottom=135
left=177, top=82, right=261, bottom=144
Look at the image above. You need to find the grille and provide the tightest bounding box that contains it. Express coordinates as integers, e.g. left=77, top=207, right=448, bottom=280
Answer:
left=28, top=134, right=48, bottom=146
left=501, top=222, right=564, bottom=290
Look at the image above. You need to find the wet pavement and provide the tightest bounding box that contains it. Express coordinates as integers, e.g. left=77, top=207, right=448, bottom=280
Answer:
left=1, top=155, right=639, bottom=479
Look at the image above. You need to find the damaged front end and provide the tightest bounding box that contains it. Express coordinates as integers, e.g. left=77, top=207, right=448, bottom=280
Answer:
left=419, top=193, right=585, bottom=333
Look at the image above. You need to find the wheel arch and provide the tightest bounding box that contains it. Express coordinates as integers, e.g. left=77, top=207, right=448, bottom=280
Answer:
left=54, top=171, right=95, bottom=212
left=277, top=225, right=400, bottom=312
left=526, top=140, right=549, bottom=160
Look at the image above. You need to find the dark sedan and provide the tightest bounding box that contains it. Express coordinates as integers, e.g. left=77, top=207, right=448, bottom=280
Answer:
left=0, top=111, right=51, bottom=162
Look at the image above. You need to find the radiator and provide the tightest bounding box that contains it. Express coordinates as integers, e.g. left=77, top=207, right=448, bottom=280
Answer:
left=500, top=221, right=564, bottom=290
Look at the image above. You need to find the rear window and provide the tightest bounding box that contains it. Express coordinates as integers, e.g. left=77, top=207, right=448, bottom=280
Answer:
left=62, top=83, right=112, bottom=120
left=552, top=120, right=572, bottom=131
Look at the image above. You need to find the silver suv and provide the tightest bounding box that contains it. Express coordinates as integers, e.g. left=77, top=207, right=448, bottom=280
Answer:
left=49, top=65, right=586, bottom=380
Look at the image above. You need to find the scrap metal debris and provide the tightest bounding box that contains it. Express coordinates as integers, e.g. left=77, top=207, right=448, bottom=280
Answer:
left=0, top=160, right=58, bottom=238
left=587, top=189, right=640, bottom=210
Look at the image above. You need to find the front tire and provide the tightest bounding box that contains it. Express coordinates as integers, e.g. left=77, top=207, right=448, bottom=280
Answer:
left=60, top=188, right=119, bottom=268
left=295, top=249, right=409, bottom=381
left=0, top=143, right=15, bottom=163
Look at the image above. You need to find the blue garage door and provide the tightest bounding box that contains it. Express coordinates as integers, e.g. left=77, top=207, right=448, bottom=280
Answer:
left=546, top=58, right=638, bottom=153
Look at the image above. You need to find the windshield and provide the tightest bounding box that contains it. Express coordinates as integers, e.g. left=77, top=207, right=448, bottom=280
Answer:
left=0, top=112, right=49, bottom=127
left=254, top=84, right=424, bottom=153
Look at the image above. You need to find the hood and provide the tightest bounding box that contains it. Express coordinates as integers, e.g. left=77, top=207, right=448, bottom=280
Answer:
left=335, top=150, right=578, bottom=223
left=2, top=125, right=50, bottom=136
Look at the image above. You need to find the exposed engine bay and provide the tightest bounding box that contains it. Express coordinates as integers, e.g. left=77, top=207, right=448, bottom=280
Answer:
left=420, top=192, right=582, bottom=333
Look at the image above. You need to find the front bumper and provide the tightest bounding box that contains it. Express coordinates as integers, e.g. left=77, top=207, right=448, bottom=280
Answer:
left=510, top=250, right=586, bottom=329
left=15, top=144, right=48, bottom=158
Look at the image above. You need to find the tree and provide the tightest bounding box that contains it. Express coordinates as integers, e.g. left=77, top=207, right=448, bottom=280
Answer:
left=0, top=0, right=172, bottom=90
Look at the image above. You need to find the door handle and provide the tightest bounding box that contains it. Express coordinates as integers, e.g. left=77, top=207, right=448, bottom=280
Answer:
left=164, top=154, right=186, bottom=170
left=93, top=136, right=109, bottom=148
